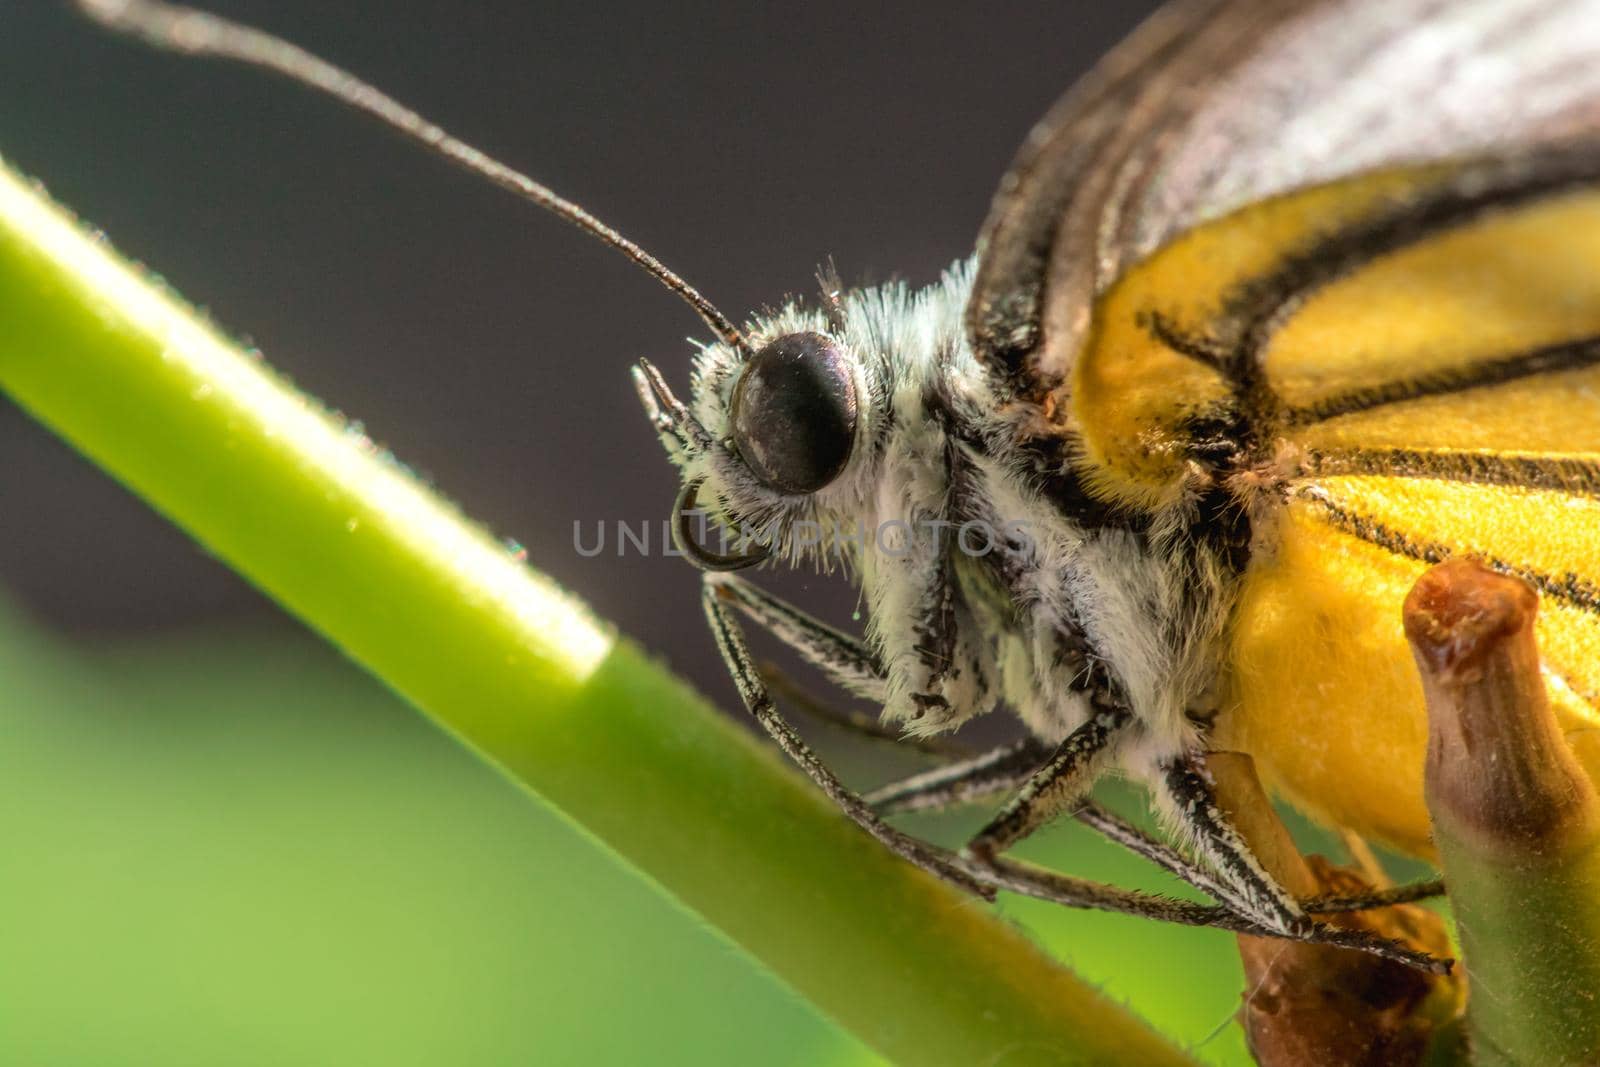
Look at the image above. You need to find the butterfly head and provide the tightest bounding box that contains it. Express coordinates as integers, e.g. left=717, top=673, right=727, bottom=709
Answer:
left=633, top=305, right=887, bottom=573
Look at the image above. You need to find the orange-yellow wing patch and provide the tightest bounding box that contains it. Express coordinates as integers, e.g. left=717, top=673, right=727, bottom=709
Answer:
left=1076, top=155, right=1600, bottom=855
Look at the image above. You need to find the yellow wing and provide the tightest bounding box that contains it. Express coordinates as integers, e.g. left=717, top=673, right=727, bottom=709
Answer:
left=1074, top=146, right=1600, bottom=856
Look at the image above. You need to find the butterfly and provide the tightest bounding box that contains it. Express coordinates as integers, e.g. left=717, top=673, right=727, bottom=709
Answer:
left=78, top=0, right=1600, bottom=971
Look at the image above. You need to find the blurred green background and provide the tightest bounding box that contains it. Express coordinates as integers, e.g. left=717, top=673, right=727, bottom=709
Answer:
left=0, top=588, right=1270, bottom=1065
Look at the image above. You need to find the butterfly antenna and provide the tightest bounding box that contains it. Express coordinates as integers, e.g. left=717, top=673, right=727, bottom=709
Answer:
left=74, top=0, right=751, bottom=355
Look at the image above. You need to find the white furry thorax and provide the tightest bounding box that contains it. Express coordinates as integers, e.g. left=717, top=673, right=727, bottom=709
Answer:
left=664, top=257, right=1230, bottom=769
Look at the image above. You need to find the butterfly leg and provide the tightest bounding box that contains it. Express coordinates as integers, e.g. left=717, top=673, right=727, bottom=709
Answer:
left=864, top=738, right=1050, bottom=814
left=860, top=739, right=1249, bottom=905
left=700, top=575, right=993, bottom=898
left=1070, top=802, right=1239, bottom=903
left=1154, top=752, right=1304, bottom=933
left=976, top=745, right=1445, bottom=969
left=864, top=743, right=1252, bottom=905
left=714, top=571, right=1048, bottom=813
left=1154, top=754, right=1453, bottom=972
left=947, top=681, right=1299, bottom=927
left=708, top=569, right=884, bottom=699
left=961, top=701, right=1131, bottom=863
left=705, top=573, right=1237, bottom=918
left=758, top=658, right=972, bottom=758
left=714, top=570, right=1244, bottom=897
left=703, top=572, right=1443, bottom=964
left=981, top=852, right=1450, bottom=973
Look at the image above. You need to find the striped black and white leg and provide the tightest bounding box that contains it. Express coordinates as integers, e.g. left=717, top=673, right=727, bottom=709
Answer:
left=700, top=575, right=1444, bottom=966
left=708, top=571, right=884, bottom=700
left=864, top=737, right=1050, bottom=814
left=701, top=576, right=993, bottom=898
left=962, top=704, right=1132, bottom=862
left=1072, top=802, right=1239, bottom=904
left=758, top=658, right=972, bottom=759
left=859, top=738, right=1240, bottom=903
left=701, top=574, right=1244, bottom=924
left=713, top=569, right=1268, bottom=910
left=1156, top=752, right=1305, bottom=933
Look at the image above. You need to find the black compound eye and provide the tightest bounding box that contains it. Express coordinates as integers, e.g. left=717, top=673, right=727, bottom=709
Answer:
left=729, top=332, right=858, bottom=494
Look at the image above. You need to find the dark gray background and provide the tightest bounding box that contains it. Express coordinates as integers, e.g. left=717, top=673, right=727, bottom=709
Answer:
left=0, top=2, right=1158, bottom=694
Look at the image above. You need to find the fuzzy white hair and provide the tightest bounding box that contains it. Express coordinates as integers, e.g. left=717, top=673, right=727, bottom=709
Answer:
left=661, top=258, right=1235, bottom=780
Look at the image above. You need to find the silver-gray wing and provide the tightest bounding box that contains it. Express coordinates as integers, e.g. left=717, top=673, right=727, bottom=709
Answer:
left=969, top=0, right=1600, bottom=398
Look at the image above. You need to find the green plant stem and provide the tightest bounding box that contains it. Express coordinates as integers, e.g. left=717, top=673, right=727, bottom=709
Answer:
left=0, top=158, right=1195, bottom=1066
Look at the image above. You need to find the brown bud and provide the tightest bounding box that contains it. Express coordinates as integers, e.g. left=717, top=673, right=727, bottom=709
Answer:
left=1210, top=753, right=1462, bottom=1066
left=1405, top=559, right=1600, bottom=857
